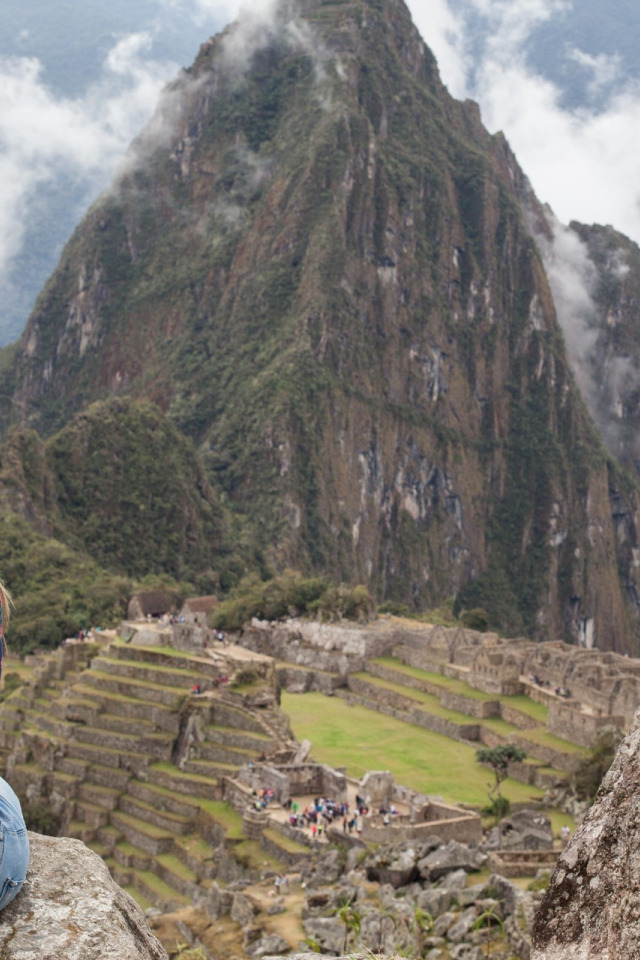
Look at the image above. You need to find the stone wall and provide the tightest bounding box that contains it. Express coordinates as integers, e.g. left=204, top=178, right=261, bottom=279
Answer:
left=547, top=701, right=624, bottom=748
left=508, top=733, right=583, bottom=773
left=341, top=685, right=481, bottom=742
left=362, top=812, right=481, bottom=844
left=276, top=665, right=344, bottom=695
left=241, top=619, right=395, bottom=676
left=172, top=622, right=215, bottom=652
left=440, top=690, right=501, bottom=719
left=500, top=703, right=540, bottom=730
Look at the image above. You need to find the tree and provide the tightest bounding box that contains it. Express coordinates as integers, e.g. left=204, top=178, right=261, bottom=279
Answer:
left=476, top=744, right=526, bottom=811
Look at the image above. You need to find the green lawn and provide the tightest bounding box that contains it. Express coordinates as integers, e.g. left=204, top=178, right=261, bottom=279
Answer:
left=281, top=692, right=544, bottom=808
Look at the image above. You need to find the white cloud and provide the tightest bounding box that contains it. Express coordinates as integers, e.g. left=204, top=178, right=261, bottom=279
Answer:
left=405, top=0, right=468, bottom=97
left=405, top=0, right=640, bottom=244
left=568, top=48, right=623, bottom=98
left=0, top=33, right=177, bottom=284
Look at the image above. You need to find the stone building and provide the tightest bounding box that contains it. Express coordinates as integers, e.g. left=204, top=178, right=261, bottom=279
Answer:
left=180, top=595, right=218, bottom=625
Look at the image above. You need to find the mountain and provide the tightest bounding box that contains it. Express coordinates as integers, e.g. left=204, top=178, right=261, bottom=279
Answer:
left=2, top=0, right=640, bottom=652
left=0, top=0, right=220, bottom=346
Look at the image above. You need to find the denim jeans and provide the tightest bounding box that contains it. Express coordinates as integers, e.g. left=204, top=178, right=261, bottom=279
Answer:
left=0, top=777, right=29, bottom=911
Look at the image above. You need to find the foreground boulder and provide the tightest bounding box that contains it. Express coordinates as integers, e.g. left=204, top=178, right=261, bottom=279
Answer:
left=532, top=707, right=640, bottom=958
left=0, top=833, right=168, bottom=960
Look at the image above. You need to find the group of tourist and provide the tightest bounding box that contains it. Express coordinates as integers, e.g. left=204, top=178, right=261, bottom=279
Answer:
left=190, top=674, right=229, bottom=695
left=529, top=674, right=572, bottom=698
left=252, top=787, right=277, bottom=810
left=282, top=796, right=367, bottom=838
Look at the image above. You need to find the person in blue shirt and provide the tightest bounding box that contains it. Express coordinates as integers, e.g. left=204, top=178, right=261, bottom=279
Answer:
left=0, top=582, right=30, bottom=911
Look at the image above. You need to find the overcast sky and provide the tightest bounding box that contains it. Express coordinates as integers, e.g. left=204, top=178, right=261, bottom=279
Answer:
left=0, top=0, right=639, bottom=343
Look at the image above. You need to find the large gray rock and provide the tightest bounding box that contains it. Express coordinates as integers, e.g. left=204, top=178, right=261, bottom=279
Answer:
left=418, top=840, right=487, bottom=881
left=501, top=809, right=553, bottom=851
left=532, top=705, right=640, bottom=959
left=302, top=916, right=346, bottom=954
left=0, top=833, right=168, bottom=960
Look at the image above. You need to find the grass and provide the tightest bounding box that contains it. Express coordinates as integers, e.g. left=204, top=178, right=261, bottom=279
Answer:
left=281, top=692, right=544, bottom=808
left=156, top=852, right=197, bottom=882
left=547, top=808, right=577, bottom=835
left=234, top=839, right=285, bottom=872
left=516, top=727, right=589, bottom=755
left=370, top=658, right=549, bottom=723
left=136, top=869, right=190, bottom=904
left=262, top=827, right=309, bottom=855
left=502, top=693, right=548, bottom=723
left=372, top=658, right=498, bottom=701
left=351, top=672, right=485, bottom=724
left=124, top=884, right=154, bottom=911
left=199, top=800, right=245, bottom=838
left=174, top=834, right=216, bottom=862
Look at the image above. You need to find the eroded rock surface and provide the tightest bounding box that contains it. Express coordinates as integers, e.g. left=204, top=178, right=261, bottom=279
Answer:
left=532, top=707, right=640, bottom=958
left=0, top=833, right=168, bottom=960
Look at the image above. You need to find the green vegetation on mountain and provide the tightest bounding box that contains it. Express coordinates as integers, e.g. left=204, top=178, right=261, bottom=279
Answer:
left=213, top=571, right=374, bottom=630
left=0, top=0, right=639, bottom=650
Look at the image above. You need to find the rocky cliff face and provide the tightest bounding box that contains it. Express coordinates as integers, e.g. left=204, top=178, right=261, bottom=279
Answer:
left=532, top=703, right=640, bottom=958
left=557, top=222, right=640, bottom=477
left=1, top=0, right=640, bottom=648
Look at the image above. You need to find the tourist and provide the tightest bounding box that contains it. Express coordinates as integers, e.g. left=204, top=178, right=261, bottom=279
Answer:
left=561, top=825, right=571, bottom=845
left=0, top=582, right=30, bottom=912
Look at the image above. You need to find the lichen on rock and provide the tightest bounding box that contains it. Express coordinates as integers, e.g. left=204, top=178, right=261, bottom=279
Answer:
left=532, top=705, right=640, bottom=958
left=0, top=833, right=168, bottom=960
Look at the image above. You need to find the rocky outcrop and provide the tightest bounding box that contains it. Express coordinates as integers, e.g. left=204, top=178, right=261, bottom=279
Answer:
left=532, top=705, right=640, bottom=958
left=0, top=833, right=168, bottom=960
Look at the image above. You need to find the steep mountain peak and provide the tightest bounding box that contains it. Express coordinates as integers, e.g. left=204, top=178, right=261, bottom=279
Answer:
left=2, top=0, right=640, bottom=650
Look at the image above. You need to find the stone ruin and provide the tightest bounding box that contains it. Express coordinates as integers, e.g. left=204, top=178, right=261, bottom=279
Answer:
left=237, top=617, right=640, bottom=748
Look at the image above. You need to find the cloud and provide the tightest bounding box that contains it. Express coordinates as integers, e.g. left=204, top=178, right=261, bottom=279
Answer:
left=405, top=0, right=640, bottom=245
left=0, top=34, right=177, bottom=286
left=405, top=0, right=468, bottom=97
left=533, top=213, right=599, bottom=403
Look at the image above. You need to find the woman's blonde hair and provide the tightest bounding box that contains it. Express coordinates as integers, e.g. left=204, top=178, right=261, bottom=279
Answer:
left=0, top=581, right=13, bottom=633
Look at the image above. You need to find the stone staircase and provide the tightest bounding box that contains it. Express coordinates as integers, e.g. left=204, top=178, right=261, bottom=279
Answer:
left=0, top=640, right=295, bottom=910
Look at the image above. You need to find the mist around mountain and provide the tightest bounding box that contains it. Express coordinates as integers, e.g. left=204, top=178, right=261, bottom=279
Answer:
left=0, top=0, right=226, bottom=346
left=2, top=0, right=640, bottom=656
left=3, top=0, right=640, bottom=348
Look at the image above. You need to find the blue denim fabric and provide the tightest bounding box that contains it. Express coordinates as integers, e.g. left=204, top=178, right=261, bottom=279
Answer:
left=0, top=777, right=29, bottom=911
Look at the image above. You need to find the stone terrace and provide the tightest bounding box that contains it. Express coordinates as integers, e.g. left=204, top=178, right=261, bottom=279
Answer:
left=0, top=640, right=308, bottom=911
left=242, top=617, right=638, bottom=751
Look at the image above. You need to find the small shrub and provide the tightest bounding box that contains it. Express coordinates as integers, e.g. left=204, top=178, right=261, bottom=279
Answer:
left=23, top=802, right=61, bottom=836
left=527, top=871, right=551, bottom=892
left=377, top=601, right=410, bottom=617
left=461, top=607, right=489, bottom=631
left=0, top=673, right=22, bottom=702
left=482, top=796, right=510, bottom=819
left=173, top=945, right=208, bottom=960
